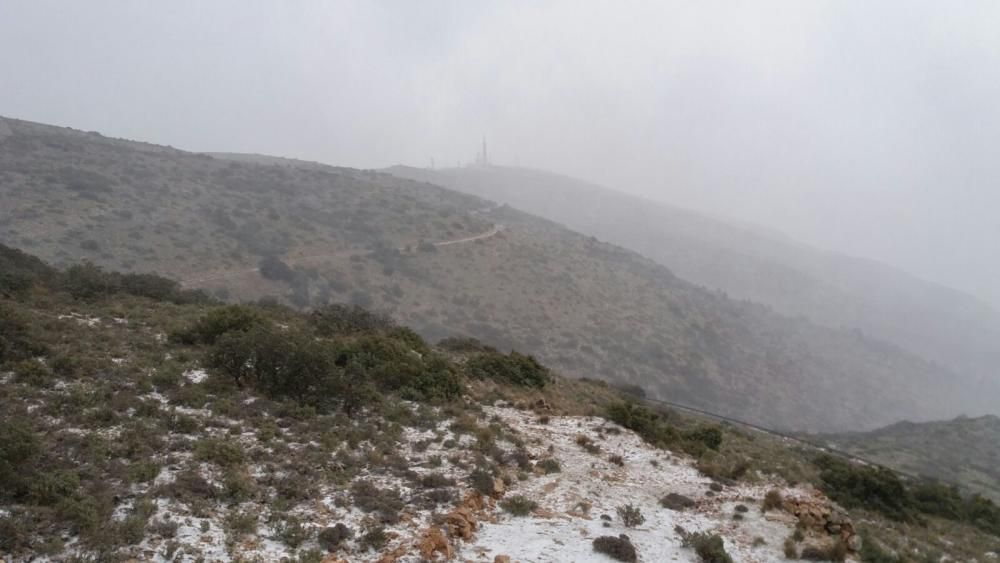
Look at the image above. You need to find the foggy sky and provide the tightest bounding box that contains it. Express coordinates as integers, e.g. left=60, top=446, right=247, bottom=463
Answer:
left=2, top=1, right=999, bottom=309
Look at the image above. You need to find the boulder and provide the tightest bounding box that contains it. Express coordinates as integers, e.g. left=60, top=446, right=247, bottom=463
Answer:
left=783, top=493, right=858, bottom=551
left=447, top=506, right=477, bottom=541
left=417, top=526, right=453, bottom=560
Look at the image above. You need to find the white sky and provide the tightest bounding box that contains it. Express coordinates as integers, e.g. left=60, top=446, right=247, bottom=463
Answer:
left=2, top=0, right=998, bottom=307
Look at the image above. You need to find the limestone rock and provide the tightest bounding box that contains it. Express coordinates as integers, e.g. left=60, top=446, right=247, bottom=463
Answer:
left=447, top=506, right=477, bottom=541
left=417, top=526, right=453, bottom=560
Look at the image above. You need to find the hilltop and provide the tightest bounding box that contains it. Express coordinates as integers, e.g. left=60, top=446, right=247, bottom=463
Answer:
left=2, top=244, right=998, bottom=561
left=387, top=165, right=1000, bottom=396
left=814, top=415, right=1000, bottom=502
left=0, top=116, right=990, bottom=432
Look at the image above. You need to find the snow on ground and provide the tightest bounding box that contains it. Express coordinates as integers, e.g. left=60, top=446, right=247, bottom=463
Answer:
left=183, top=368, right=209, bottom=384
left=57, top=312, right=102, bottom=327
left=19, top=402, right=808, bottom=562
left=459, top=406, right=800, bottom=563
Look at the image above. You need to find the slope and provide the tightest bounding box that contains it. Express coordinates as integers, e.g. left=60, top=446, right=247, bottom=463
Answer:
left=0, top=115, right=989, bottom=432
left=2, top=245, right=999, bottom=562
left=814, top=415, right=1000, bottom=502
left=386, top=165, right=1000, bottom=391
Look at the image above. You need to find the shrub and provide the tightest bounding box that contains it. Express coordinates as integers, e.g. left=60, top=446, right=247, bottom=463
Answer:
left=464, top=350, right=551, bottom=388
left=762, top=489, right=784, bottom=512
left=784, top=537, right=798, bottom=559
left=800, top=540, right=848, bottom=561
left=813, top=455, right=913, bottom=522
left=174, top=304, right=265, bottom=345
left=0, top=418, right=41, bottom=500
left=318, top=523, right=353, bottom=551
left=536, top=458, right=561, bottom=474
left=500, top=495, right=538, bottom=516
left=676, top=526, right=734, bottom=563
left=1, top=305, right=47, bottom=366
left=274, top=515, right=310, bottom=548
left=259, top=255, right=296, bottom=282
left=359, top=525, right=387, bottom=551
left=576, top=434, right=601, bottom=454
left=193, top=437, right=245, bottom=467
left=617, top=504, right=645, bottom=528
left=351, top=480, right=404, bottom=524
left=857, top=530, right=901, bottom=563
left=605, top=401, right=679, bottom=448
left=592, top=534, right=638, bottom=562
left=310, top=303, right=395, bottom=336
left=469, top=468, right=497, bottom=496
left=683, top=425, right=724, bottom=451
left=609, top=454, right=625, bottom=467
left=660, top=493, right=696, bottom=511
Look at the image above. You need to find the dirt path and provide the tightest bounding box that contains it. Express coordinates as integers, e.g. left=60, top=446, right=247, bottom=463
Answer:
left=180, top=222, right=504, bottom=287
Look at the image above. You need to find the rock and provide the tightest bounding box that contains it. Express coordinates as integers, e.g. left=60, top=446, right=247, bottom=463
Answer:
left=417, top=527, right=453, bottom=560
left=376, top=545, right=408, bottom=563
left=494, top=556, right=512, bottom=563
left=783, top=493, right=858, bottom=551
left=491, top=477, right=506, bottom=498
left=447, top=506, right=477, bottom=541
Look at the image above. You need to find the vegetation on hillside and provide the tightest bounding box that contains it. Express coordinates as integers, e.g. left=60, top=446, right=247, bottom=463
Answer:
left=1, top=245, right=998, bottom=560
left=0, top=117, right=975, bottom=432
left=815, top=415, right=1000, bottom=502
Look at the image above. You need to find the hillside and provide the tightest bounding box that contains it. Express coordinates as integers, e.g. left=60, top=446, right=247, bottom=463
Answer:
left=386, top=165, right=1000, bottom=393
left=0, top=116, right=992, bottom=432
left=815, top=415, right=1000, bottom=502
left=2, top=245, right=999, bottom=562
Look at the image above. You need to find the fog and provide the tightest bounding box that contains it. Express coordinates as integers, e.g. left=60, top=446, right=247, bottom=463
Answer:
left=2, top=0, right=998, bottom=308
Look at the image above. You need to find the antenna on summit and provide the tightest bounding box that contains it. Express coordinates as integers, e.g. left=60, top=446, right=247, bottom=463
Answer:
left=477, top=136, right=490, bottom=166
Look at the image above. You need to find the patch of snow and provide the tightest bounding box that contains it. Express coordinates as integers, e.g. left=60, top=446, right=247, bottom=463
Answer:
left=183, top=368, right=208, bottom=385
left=460, top=406, right=799, bottom=563
left=58, top=312, right=101, bottom=327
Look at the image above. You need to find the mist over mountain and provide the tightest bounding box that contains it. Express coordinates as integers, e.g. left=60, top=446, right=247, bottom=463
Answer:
left=388, top=164, right=1000, bottom=393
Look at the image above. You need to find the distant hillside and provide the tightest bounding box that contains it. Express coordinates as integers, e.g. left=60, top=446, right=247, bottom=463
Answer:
left=387, top=165, right=1000, bottom=392
left=1, top=116, right=994, bottom=432
left=815, top=415, right=1000, bottom=502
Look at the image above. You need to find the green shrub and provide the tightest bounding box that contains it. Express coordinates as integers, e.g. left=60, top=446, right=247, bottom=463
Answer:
left=29, top=470, right=80, bottom=505
left=617, top=504, right=645, bottom=527
left=193, top=437, right=245, bottom=467
left=814, top=455, right=913, bottom=522
left=500, top=495, right=538, bottom=516
left=536, top=458, right=562, bottom=474
left=318, top=523, right=353, bottom=551
left=0, top=304, right=46, bottom=366
left=359, top=525, right=387, bottom=551
left=676, top=526, right=734, bottom=563
left=310, top=303, right=395, bottom=336
left=605, top=401, right=679, bottom=448
left=800, top=541, right=848, bottom=561
left=683, top=425, right=724, bottom=451
left=275, top=515, right=310, bottom=548
left=351, top=480, right=404, bottom=524
left=592, top=534, right=638, bottom=562
left=0, top=417, right=41, bottom=500
left=469, top=468, right=497, bottom=496
left=465, top=350, right=550, bottom=388
left=174, top=304, right=265, bottom=345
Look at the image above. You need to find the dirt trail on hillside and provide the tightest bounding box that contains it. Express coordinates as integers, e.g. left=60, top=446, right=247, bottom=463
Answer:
left=180, top=222, right=504, bottom=286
